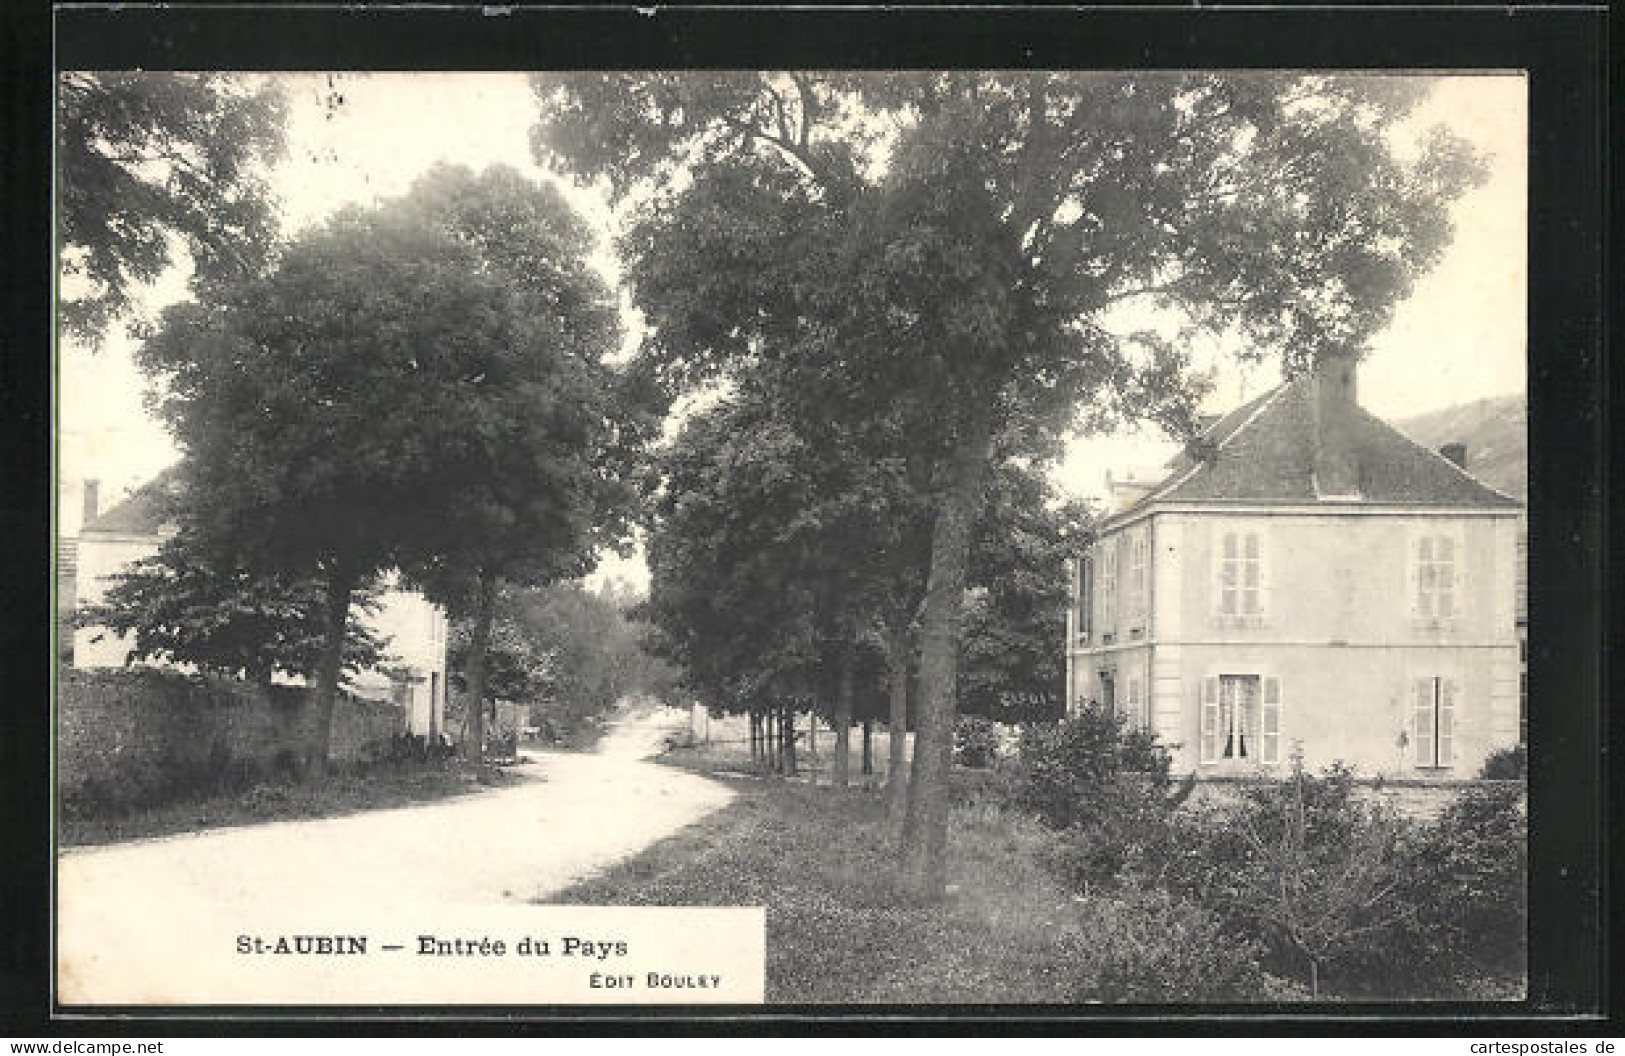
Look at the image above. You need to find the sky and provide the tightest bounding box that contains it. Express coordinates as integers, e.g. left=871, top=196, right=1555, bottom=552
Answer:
left=57, top=71, right=1527, bottom=585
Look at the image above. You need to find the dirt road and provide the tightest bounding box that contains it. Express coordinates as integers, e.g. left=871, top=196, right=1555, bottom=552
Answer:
left=56, top=704, right=735, bottom=1004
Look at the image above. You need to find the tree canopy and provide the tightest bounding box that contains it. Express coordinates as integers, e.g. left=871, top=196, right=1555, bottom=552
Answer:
left=57, top=71, right=287, bottom=345
left=79, top=525, right=390, bottom=685
left=135, top=164, right=642, bottom=769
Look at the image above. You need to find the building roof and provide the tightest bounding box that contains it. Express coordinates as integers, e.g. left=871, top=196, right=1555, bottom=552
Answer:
left=1103, top=375, right=1522, bottom=528
left=80, top=466, right=185, bottom=536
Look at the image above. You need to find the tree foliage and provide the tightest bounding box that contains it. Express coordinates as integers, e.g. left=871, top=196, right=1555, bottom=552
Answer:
left=135, top=164, right=640, bottom=770
left=535, top=71, right=1486, bottom=893
left=57, top=71, right=287, bottom=344
left=78, top=526, right=390, bottom=684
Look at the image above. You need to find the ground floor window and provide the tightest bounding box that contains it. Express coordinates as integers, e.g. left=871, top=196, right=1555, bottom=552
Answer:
left=1200, top=673, right=1282, bottom=765
left=1412, top=675, right=1457, bottom=768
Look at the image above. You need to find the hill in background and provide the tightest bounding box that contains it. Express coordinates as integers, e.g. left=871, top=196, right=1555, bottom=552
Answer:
left=1393, top=394, right=1526, bottom=500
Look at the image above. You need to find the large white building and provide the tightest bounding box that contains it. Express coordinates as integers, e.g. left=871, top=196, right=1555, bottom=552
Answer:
left=1066, top=355, right=1523, bottom=777
left=72, top=468, right=448, bottom=738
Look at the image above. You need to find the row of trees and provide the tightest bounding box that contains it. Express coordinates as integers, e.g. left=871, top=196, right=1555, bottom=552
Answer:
left=530, top=71, right=1483, bottom=897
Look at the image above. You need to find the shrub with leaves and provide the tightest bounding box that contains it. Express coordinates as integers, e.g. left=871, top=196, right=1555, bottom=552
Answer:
left=1070, top=889, right=1276, bottom=1003
left=1477, top=743, right=1527, bottom=781
left=1011, top=704, right=1175, bottom=830
left=1390, top=782, right=1527, bottom=984
left=953, top=714, right=1001, bottom=769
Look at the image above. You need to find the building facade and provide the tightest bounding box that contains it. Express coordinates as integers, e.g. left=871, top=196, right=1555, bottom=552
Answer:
left=71, top=468, right=449, bottom=738
left=1065, top=356, right=1522, bottom=777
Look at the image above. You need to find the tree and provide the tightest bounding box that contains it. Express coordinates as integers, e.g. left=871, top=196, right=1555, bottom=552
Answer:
left=535, top=72, right=1484, bottom=896
left=78, top=523, right=389, bottom=685
left=956, top=462, right=1089, bottom=725
left=57, top=71, right=287, bottom=345
left=390, top=164, right=650, bottom=762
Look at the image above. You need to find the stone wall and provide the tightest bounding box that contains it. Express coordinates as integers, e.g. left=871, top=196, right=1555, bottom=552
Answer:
left=58, top=667, right=406, bottom=811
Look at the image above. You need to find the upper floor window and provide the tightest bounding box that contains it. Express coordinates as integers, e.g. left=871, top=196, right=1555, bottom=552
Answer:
left=1413, top=533, right=1459, bottom=621
left=1099, top=541, right=1118, bottom=639
left=1127, top=530, right=1148, bottom=633
left=1075, top=555, right=1094, bottom=642
left=1217, top=529, right=1263, bottom=618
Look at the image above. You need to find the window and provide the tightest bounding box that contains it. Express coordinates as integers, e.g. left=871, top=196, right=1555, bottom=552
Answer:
left=1076, top=556, right=1094, bottom=642
left=1099, top=541, right=1118, bottom=640
left=1413, top=533, right=1459, bottom=621
left=1200, top=674, right=1282, bottom=765
left=1128, top=530, right=1148, bottom=633
left=1098, top=669, right=1117, bottom=716
left=1217, top=529, right=1263, bottom=618
left=1412, top=676, right=1457, bottom=768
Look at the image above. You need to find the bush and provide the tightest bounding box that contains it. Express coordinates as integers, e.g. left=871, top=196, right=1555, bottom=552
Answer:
left=1150, top=758, right=1418, bottom=997
left=953, top=715, right=1001, bottom=769
left=1011, top=704, right=1174, bottom=830
left=1390, top=782, right=1527, bottom=982
left=1046, top=773, right=1194, bottom=894
left=1070, top=889, right=1275, bottom=1002
left=1478, top=743, right=1527, bottom=780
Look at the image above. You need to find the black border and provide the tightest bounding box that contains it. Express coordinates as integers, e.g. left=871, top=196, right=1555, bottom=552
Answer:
left=3, top=1, right=1610, bottom=1037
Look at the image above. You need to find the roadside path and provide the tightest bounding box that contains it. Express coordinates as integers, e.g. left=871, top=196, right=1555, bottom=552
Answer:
left=56, top=705, right=733, bottom=1004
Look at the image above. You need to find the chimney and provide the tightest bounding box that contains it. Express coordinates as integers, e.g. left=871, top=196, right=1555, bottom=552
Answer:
left=1311, top=352, right=1360, bottom=497
left=81, top=479, right=100, bottom=527
left=1439, top=443, right=1468, bottom=470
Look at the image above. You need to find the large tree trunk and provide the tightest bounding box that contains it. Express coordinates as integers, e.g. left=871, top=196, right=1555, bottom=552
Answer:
left=862, top=718, right=874, bottom=777
left=899, top=407, right=994, bottom=899
left=307, top=563, right=356, bottom=779
left=749, top=709, right=759, bottom=763
left=461, top=568, right=499, bottom=764
left=807, top=712, right=818, bottom=759
left=833, top=646, right=854, bottom=789
left=885, top=629, right=911, bottom=827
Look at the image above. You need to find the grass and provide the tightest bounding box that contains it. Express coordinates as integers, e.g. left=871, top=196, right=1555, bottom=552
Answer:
left=59, top=756, right=522, bottom=848
left=548, top=768, right=1114, bottom=1004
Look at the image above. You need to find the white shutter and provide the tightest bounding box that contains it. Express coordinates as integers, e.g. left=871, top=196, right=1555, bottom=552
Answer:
left=1412, top=677, right=1435, bottom=766
left=1439, top=534, right=1458, bottom=620
left=1407, top=534, right=1423, bottom=620
left=1199, top=676, right=1220, bottom=763
left=1261, top=676, right=1282, bottom=764
left=1253, top=529, right=1268, bottom=619
left=1439, top=678, right=1457, bottom=765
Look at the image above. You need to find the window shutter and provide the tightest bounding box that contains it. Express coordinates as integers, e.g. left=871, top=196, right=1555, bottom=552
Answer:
left=1439, top=678, right=1457, bottom=765
left=1261, top=676, right=1282, bottom=764
left=1199, top=676, right=1220, bottom=763
left=1253, top=530, right=1267, bottom=619
left=1407, top=535, right=1422, bottom=620
left=1440, top=534, right=1459, bottom=620
left=1413, top=678, right=1435, bottom=766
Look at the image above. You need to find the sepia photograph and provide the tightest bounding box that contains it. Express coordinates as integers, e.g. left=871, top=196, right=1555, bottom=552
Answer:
left=53, top=66, right=1537, bottom=1010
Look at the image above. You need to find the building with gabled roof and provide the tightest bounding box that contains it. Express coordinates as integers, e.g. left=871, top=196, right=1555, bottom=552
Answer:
left=1065, top=354, right=1523, bottom=777
left=72, top=468, right=449, bottom=739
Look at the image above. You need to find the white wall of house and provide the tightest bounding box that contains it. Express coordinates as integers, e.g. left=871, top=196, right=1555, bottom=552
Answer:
left=72, top=530, right=175, bottom=668
left=349, top=581, right=449, bottom=738
left=1069, top=507, right=1521, bottom=777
